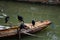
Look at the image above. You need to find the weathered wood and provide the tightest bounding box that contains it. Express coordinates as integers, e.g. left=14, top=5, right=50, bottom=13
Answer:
left=0, top=20, right=51, bottom=37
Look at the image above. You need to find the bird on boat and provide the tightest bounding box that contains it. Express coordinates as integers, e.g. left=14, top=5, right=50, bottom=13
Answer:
left=17, top=15, right=24, bottom=22
left=5, top=16, right=9, bottom=23
left=19, top=23, right=26, bottom=29
left=32, top=20, right=35, bottom=26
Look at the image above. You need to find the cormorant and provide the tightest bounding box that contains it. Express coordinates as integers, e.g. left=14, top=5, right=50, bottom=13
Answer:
left=19, top=23, right=25, bottom=29
left=17, top=15, right=24, bottom=22
left=5, top=16, right=9, bottom=23
left=32, top=20, right=35, bottom=26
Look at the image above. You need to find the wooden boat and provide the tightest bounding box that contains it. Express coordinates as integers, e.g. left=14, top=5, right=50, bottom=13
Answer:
left=0, top=20, right=51, bottom=37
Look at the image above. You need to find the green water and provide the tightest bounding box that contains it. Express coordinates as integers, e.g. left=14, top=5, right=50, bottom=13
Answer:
left=0, top=1, right=60, bottom=40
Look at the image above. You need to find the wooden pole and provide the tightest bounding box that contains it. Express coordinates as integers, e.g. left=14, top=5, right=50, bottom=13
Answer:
left=17, top=28, right=21, bottom=40
left=19, top=30, right=21, bottom=40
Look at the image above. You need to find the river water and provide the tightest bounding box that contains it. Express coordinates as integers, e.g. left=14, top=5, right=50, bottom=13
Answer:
left=0, top=1, right=60, bottom=40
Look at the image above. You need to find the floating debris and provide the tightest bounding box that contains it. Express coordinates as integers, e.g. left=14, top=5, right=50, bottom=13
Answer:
left=47, top=31, right=58, bottom=40
left=0, top=16, right=4, bottom=19
left=2, top=13, right=7, bottom=17
left=51, top=34, right=58, bottom=40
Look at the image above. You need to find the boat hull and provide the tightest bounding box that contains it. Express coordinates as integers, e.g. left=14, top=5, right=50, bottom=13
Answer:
left=0, top=20, right=51, bottom=37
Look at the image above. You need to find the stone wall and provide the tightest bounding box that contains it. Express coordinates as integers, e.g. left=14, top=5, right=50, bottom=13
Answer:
left=17, top=0, right=60, bottom=4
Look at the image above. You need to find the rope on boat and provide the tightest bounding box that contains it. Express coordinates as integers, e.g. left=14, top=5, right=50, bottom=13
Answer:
left=21, top=29, right=43, bottom=38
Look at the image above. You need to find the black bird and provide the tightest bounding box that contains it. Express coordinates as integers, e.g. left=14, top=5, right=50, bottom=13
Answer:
left=19, top=23, right=25, bottom=29
left=5, top=16, right=9, bottom=23
left=32, top=20, right=35, bottom=26
left=18, top=15, right=24, bottom=22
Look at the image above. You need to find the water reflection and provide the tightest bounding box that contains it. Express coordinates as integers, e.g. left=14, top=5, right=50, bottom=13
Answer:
left=51, top=34, right=58, bottom=40
left=46, top=22, right=59, bottom=40
left=47, top=31, right=58, bottom=40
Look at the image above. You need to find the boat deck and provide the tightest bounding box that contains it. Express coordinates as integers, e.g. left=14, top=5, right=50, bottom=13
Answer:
left=0, top=20, right=51, bottom=37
